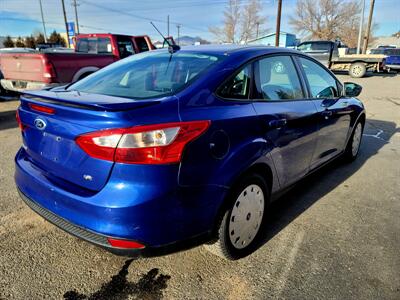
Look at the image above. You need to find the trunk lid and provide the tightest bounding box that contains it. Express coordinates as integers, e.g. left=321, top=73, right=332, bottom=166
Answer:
left=18, top=90, right=170, bottom=192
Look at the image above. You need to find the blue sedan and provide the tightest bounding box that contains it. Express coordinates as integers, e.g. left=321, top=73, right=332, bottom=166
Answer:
left=15, top=45, right=365, bottom=260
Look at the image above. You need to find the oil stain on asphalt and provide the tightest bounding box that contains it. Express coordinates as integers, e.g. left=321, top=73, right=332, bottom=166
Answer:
left=63, top=259, right=171, bottom=300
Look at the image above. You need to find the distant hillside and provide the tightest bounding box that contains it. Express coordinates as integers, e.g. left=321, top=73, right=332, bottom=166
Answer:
left=176, top=36, right=210, bottom=46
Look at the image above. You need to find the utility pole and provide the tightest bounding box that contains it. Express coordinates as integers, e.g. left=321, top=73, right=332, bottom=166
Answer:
left=362, top=0, right=375, bottom=54
left=275, top=0, right=282, bottom=47
left=256, top=22, right=260, bottom=38
left=72, top=0, right=80, bottom=35
left=38, top=0, right=47, bottom=42
left=167, top=15, right=170, bottom=36
left=177, top=24, right=181, bottom=45
left=356, top=0, right=365, bottom=54
left=61, top=0, right=70, bottom=47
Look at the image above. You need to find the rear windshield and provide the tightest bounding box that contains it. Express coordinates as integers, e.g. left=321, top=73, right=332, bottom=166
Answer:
left=76, top=37, right=112, bottom=54
left=68, top=51, right=223, bottom=99
left=371, top=48, right=400, bottom=55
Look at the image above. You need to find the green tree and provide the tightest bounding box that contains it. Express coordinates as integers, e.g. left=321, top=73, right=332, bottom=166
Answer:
left=35, top=33, right=46, bottom=45
left=24, top=35, right=36, bottom=49
left=15, top=37, right=25, bottom=47
left=3, top=35, right=15, bottom=47
left=48, top=30, right=66, bottom=46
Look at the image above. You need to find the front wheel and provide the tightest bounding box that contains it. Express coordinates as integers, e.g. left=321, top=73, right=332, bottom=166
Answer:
left=204, top=173, right=269, bottom=260
left=344, top=120, right=364, bottom=162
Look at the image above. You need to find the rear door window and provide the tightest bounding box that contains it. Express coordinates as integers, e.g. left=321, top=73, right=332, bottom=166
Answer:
left=311, top=42, right=331, bottom=52
left=254, top=56, right=304, bottom=101
left=116, top=36, right=134, bottom=58
left=134, top=37, right=149, bottom=53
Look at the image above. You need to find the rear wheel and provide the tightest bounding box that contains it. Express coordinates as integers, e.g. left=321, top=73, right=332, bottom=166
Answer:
left=344, top=120, right=364, bottom=161
left=349, top=62, right=367, bottom=78
left=204, top=173, right=269, bottom=260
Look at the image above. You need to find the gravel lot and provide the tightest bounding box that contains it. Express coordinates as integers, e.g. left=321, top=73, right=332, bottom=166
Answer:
left=0, top=74, right=399, bottom=299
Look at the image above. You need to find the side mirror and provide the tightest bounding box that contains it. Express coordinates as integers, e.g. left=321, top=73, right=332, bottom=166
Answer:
left=343, top=82, right=362, bottom=97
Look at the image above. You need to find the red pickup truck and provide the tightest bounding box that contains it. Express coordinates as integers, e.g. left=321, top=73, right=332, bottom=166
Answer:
left=0, top=33, right=155, bottom=92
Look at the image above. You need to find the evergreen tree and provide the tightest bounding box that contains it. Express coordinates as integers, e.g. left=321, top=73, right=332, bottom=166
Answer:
left=3, top=36, right=15, bottom=47
left=15, top=37, right=25, bottom=47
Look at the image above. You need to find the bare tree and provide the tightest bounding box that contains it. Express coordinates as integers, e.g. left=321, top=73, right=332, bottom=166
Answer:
left=240, top=0, right=266, bottom=43
left=210, top=0, right=266, bottom=43
left=209, top=0, right=241, bottom=43
left=289, top=0, right=376, bottom=48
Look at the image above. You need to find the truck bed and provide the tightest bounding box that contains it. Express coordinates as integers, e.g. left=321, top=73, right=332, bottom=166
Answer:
left=332, top=54, right=386, bottom=63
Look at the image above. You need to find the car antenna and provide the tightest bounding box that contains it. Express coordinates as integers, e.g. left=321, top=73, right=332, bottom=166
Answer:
left=150, top=21, right=180, bottom=54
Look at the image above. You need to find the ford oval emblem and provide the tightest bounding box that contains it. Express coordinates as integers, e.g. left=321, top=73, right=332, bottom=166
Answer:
left=34, top=118, right=47, bottom=130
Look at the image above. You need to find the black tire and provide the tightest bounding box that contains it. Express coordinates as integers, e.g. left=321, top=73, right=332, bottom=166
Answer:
left=343, top=120, right=364, bottom=162
left=349, top=62, right=367, bottom=78
left=204, top=173, right=269, bottom=260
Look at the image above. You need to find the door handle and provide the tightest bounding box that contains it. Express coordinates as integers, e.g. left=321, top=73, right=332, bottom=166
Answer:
left=268, top=118, right=287, bottom=129
left=321, top=110, right=333, bottom=119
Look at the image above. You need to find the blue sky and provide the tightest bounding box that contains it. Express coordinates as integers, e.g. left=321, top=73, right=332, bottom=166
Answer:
left=0, top=0, right=399, bottom=41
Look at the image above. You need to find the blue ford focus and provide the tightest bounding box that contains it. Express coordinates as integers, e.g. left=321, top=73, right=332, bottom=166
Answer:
left=15, top=45, right=365, bottom=260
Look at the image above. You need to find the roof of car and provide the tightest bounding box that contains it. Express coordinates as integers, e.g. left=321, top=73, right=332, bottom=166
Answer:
left=174, top=44, right=299, bottom=56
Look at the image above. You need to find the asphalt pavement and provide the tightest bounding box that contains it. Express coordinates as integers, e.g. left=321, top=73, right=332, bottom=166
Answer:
left=0, top=73, right=399, bottom=299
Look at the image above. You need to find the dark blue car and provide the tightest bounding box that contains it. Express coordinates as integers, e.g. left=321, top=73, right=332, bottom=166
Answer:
left=15, top=45, right=365, bottom=260
left=371, top=48, right=400, bottom=72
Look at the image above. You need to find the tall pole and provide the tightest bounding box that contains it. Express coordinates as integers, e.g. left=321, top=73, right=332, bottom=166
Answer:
left=362, top=0, right=375, bottom=54
left=177, top=24, right=181, bottom=45
left=38, top=0, right=47, bottom=42
left=61, top=0, right=70, bottom=47
left=167, top=15, right=170, bottom=36
left=72, top=0, right=80, bottom=35
left=356, top=0, right=365, bottom=54
left=275, top=0, right=282, bottom=47
left=256, top=22, right=260, bottom=38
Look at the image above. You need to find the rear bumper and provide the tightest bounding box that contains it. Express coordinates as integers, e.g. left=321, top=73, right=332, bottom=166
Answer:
left=18, top=188, right=143, bottom=256
left=15, top=148, right=227, bottom=254
left=386, top=64, right=400, bottom=70
left=0, top=79, right=59, bottom=92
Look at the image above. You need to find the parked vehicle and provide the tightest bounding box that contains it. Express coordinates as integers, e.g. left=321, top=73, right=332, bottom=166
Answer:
left=297, top=40, right=386, bottom=78
left=370, top=48, right=400, bottom=72
left=0, top=33, right=155, bottom=93
left=15, top=45, right=365, bottom=260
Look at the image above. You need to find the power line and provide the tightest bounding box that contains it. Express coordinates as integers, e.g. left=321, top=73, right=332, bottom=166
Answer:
left=79, top=0, right=207, bottom=32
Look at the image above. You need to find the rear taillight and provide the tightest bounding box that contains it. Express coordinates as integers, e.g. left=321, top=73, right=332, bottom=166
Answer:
left=76, top=121, right=210, bottom=164
left=42, top=58, right=56, bottom=79
left=28, top=103, right=55, bottom=114
left=15, top=110, right=26, bottom=131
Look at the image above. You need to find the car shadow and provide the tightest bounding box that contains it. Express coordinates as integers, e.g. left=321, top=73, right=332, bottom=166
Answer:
left=0, top=110, right=18, bottom=131
left=63, top=259, right=171, bottom=300
left=254, top=118, right=399, bottom=253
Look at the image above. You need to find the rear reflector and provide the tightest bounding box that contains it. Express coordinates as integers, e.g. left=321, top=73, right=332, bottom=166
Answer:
left=28, top=103, right=55, bottom=115
left=15, top=110, right=26, bottom=131
left=107, top=238, right=145, bottom=249
left=76, top=120, right=210, bottom=164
